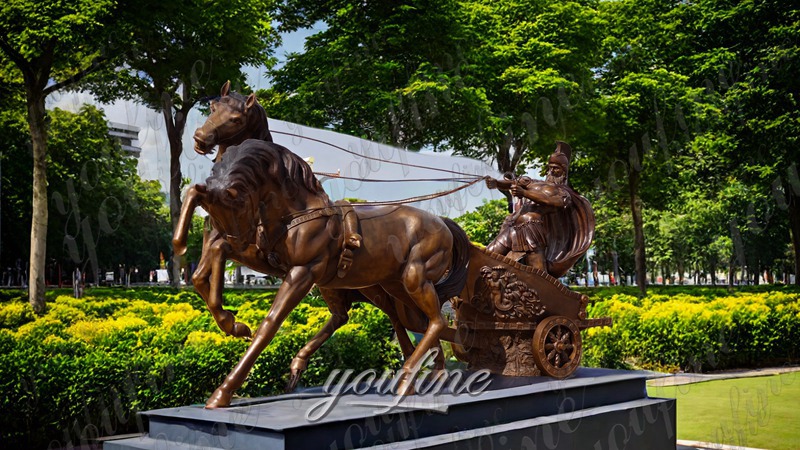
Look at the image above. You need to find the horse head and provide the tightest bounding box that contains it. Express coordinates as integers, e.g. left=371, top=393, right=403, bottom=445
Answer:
left=196, top=141, right=327, bottom=254
left=193, top=81, right=273, bottom=162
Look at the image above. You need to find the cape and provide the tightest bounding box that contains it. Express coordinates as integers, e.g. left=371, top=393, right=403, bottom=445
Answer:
left=544, top=187, right=595, bottom=278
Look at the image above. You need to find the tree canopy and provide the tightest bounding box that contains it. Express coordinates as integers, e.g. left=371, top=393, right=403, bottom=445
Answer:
left=267, top=0, right=800, bottom=288
left=264, top=0, right=605, bottom=182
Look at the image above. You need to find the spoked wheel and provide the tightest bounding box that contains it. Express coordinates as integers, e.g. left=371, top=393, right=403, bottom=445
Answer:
left=532, top=315, right=582, bottom=378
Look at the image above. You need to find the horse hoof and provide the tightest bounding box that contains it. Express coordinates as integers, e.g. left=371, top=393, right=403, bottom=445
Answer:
left=285, top=369, right=303, bottom=393
left=232, top=322, right=252, bottom=339
left=205, top=388, right=232, bottom=409
left=396, top=379, right=416, bottom=396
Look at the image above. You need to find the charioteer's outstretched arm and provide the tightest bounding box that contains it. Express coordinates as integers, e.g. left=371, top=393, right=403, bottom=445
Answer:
left=485, top=174, right=517, bottom=191
left=511, top=181, right=572, bottom=208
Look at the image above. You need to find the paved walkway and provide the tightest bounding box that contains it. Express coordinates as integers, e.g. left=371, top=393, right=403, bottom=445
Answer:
left=647, top=365, right=800, bottom=388
left=646, top=366, right=800, bottom=450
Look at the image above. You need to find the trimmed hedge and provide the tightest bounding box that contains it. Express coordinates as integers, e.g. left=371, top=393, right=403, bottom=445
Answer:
left=582, top=291, right=800, bottom=372
left=3, top=286, right=798, bottom=447
left=0, top=288, right=402, bottom=449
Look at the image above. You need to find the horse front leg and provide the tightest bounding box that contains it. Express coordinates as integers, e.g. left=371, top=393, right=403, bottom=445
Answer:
left=207, top=265, right=316, bottom=408
left=285, top=287, right=353, bottom=393
left=193, top=230, right=251, bottom=338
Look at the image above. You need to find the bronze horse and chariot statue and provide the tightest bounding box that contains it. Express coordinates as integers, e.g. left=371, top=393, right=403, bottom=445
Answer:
left=173, top=81, right=612, bottom=409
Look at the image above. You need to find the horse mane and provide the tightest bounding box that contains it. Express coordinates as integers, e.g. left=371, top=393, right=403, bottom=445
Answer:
left=223, top=91, right=273, bottom=142
left=205, top=141, right=325, bottom=206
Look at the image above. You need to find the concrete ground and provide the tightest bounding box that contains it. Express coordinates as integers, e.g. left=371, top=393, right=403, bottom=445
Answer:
left=645, top=366, right=800, bottom=450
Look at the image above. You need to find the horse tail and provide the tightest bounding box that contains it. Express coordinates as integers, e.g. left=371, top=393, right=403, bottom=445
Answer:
left=435, top=218, right=472, bottom=302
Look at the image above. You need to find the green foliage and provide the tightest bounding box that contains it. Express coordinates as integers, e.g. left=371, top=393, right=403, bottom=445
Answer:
left=266, top=0, right=605, bottom=176
left=583, top=290, right=800, bottom=372
left=453, top=199, right=508, bottom=246
left=0, top=288, right=401, bottom=448
left=0, top=105, right=172, bottom=276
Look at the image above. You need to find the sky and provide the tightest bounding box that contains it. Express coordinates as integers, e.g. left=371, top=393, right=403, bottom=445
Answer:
left=46, top=24, right=505, bottom=218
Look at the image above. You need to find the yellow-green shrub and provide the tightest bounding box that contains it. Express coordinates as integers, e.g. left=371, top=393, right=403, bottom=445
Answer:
left=583, top=291, right=800, bottom=372
left=0, top=288, right=401, bottom=448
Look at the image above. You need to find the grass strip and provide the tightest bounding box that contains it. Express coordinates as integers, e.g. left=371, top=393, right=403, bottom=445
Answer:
left=647, top=373, right=800, bottom=450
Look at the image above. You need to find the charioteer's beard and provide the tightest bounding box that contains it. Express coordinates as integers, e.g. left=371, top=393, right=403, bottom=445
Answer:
left=545, top=172, right=567, bottom=185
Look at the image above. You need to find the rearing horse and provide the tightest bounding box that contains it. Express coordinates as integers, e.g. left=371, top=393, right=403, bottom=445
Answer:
left=174, top=142, right=470, bottom=408
left=181, top=82, right=433, bottom=400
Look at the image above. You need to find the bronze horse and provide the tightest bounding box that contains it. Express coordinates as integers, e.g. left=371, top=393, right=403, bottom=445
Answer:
left=187, top=82, right=436, bottom=390
left=193, top=80, right=272, bottom=162
left=174, top=86, right=469, bottom=408
left=174, top=83, right=467, bottom=406
left=196, top=83, right=419, bottom=382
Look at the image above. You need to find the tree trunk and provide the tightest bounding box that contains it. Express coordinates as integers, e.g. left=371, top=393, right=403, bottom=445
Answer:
left=169, top=131, right=183, bottom=289
left=26, top=89, right=48, bottom=314
left=612, top=251, right=620, bottom=286
left=161, top=91, right=191, bottom=289
left=629, top=170, right=647, bottom=295
left=728, top=256, right=735, bottom=287
left=710, top=263, right=717, bottom=286
left=788, top=188, right=800, bottom=285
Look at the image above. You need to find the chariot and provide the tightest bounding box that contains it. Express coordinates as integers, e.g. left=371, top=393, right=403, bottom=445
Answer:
left=446, top=246, right=612, bottom=378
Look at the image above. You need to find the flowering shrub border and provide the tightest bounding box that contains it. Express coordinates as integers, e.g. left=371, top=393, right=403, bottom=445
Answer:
left=583, top=290, right=800, bottom=372
left=0, top=288, right=401, bottom=448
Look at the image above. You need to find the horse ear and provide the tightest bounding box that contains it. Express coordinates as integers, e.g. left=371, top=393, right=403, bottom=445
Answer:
left=226, top=188, right=238, bottom=199
left=220, top=80, right=231, bottom=97
left=195, top=184, right=207, bottom=193
left=245, top=93, right=257, bottom=111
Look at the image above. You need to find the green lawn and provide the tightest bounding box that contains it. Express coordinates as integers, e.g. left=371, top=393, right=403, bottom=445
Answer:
left=648, top=373, right=800, bottom=450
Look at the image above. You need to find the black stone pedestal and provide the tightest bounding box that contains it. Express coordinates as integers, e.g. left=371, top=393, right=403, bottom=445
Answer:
left=104, top=368, right=675, bottom=449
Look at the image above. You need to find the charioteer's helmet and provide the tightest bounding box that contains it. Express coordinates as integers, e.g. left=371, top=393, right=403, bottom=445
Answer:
left=548, top=141, right=572, bottom=169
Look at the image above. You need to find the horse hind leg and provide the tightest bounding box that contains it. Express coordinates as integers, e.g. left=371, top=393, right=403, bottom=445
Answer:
left=376, top=286, right=445, bottom=371
left=286, top=287, right=352, bottom=393
left=360, top=285, right=416, bottom=360
left=193, top=231, right=251, bottom=338
left=382, top=265, right=448, bottom=394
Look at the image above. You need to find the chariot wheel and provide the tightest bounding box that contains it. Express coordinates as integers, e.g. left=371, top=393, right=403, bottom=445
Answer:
left=532, top=316, right=582, bottom=378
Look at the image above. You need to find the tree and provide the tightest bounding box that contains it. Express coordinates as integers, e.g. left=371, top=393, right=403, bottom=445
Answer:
left=266, top=0, right=482, bottom=147
left=586, top=0, right=716, bottom=294
left=86, top=0, right=279, bottom=286
left=453, top=199, right=508, bottom=246
left=0, top=0, right=124, bottom=312
left=590, top=193, right=635, bottom=285
left=0, top=105, right=172, bottom=284
left=265, top=0, right=606, bottom=210
left=687, top=0, right=800, bottom=284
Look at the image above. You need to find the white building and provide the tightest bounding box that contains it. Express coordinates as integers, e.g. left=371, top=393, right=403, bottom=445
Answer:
left=108, top=121, right=142, bottom=159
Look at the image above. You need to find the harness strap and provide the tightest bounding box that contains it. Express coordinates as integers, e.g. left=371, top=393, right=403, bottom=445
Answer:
left=257, top=205, right=360, bottom=279
left=286, top=206, right=340, bottom=228
left=334, top=200, right=362, bottom=278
